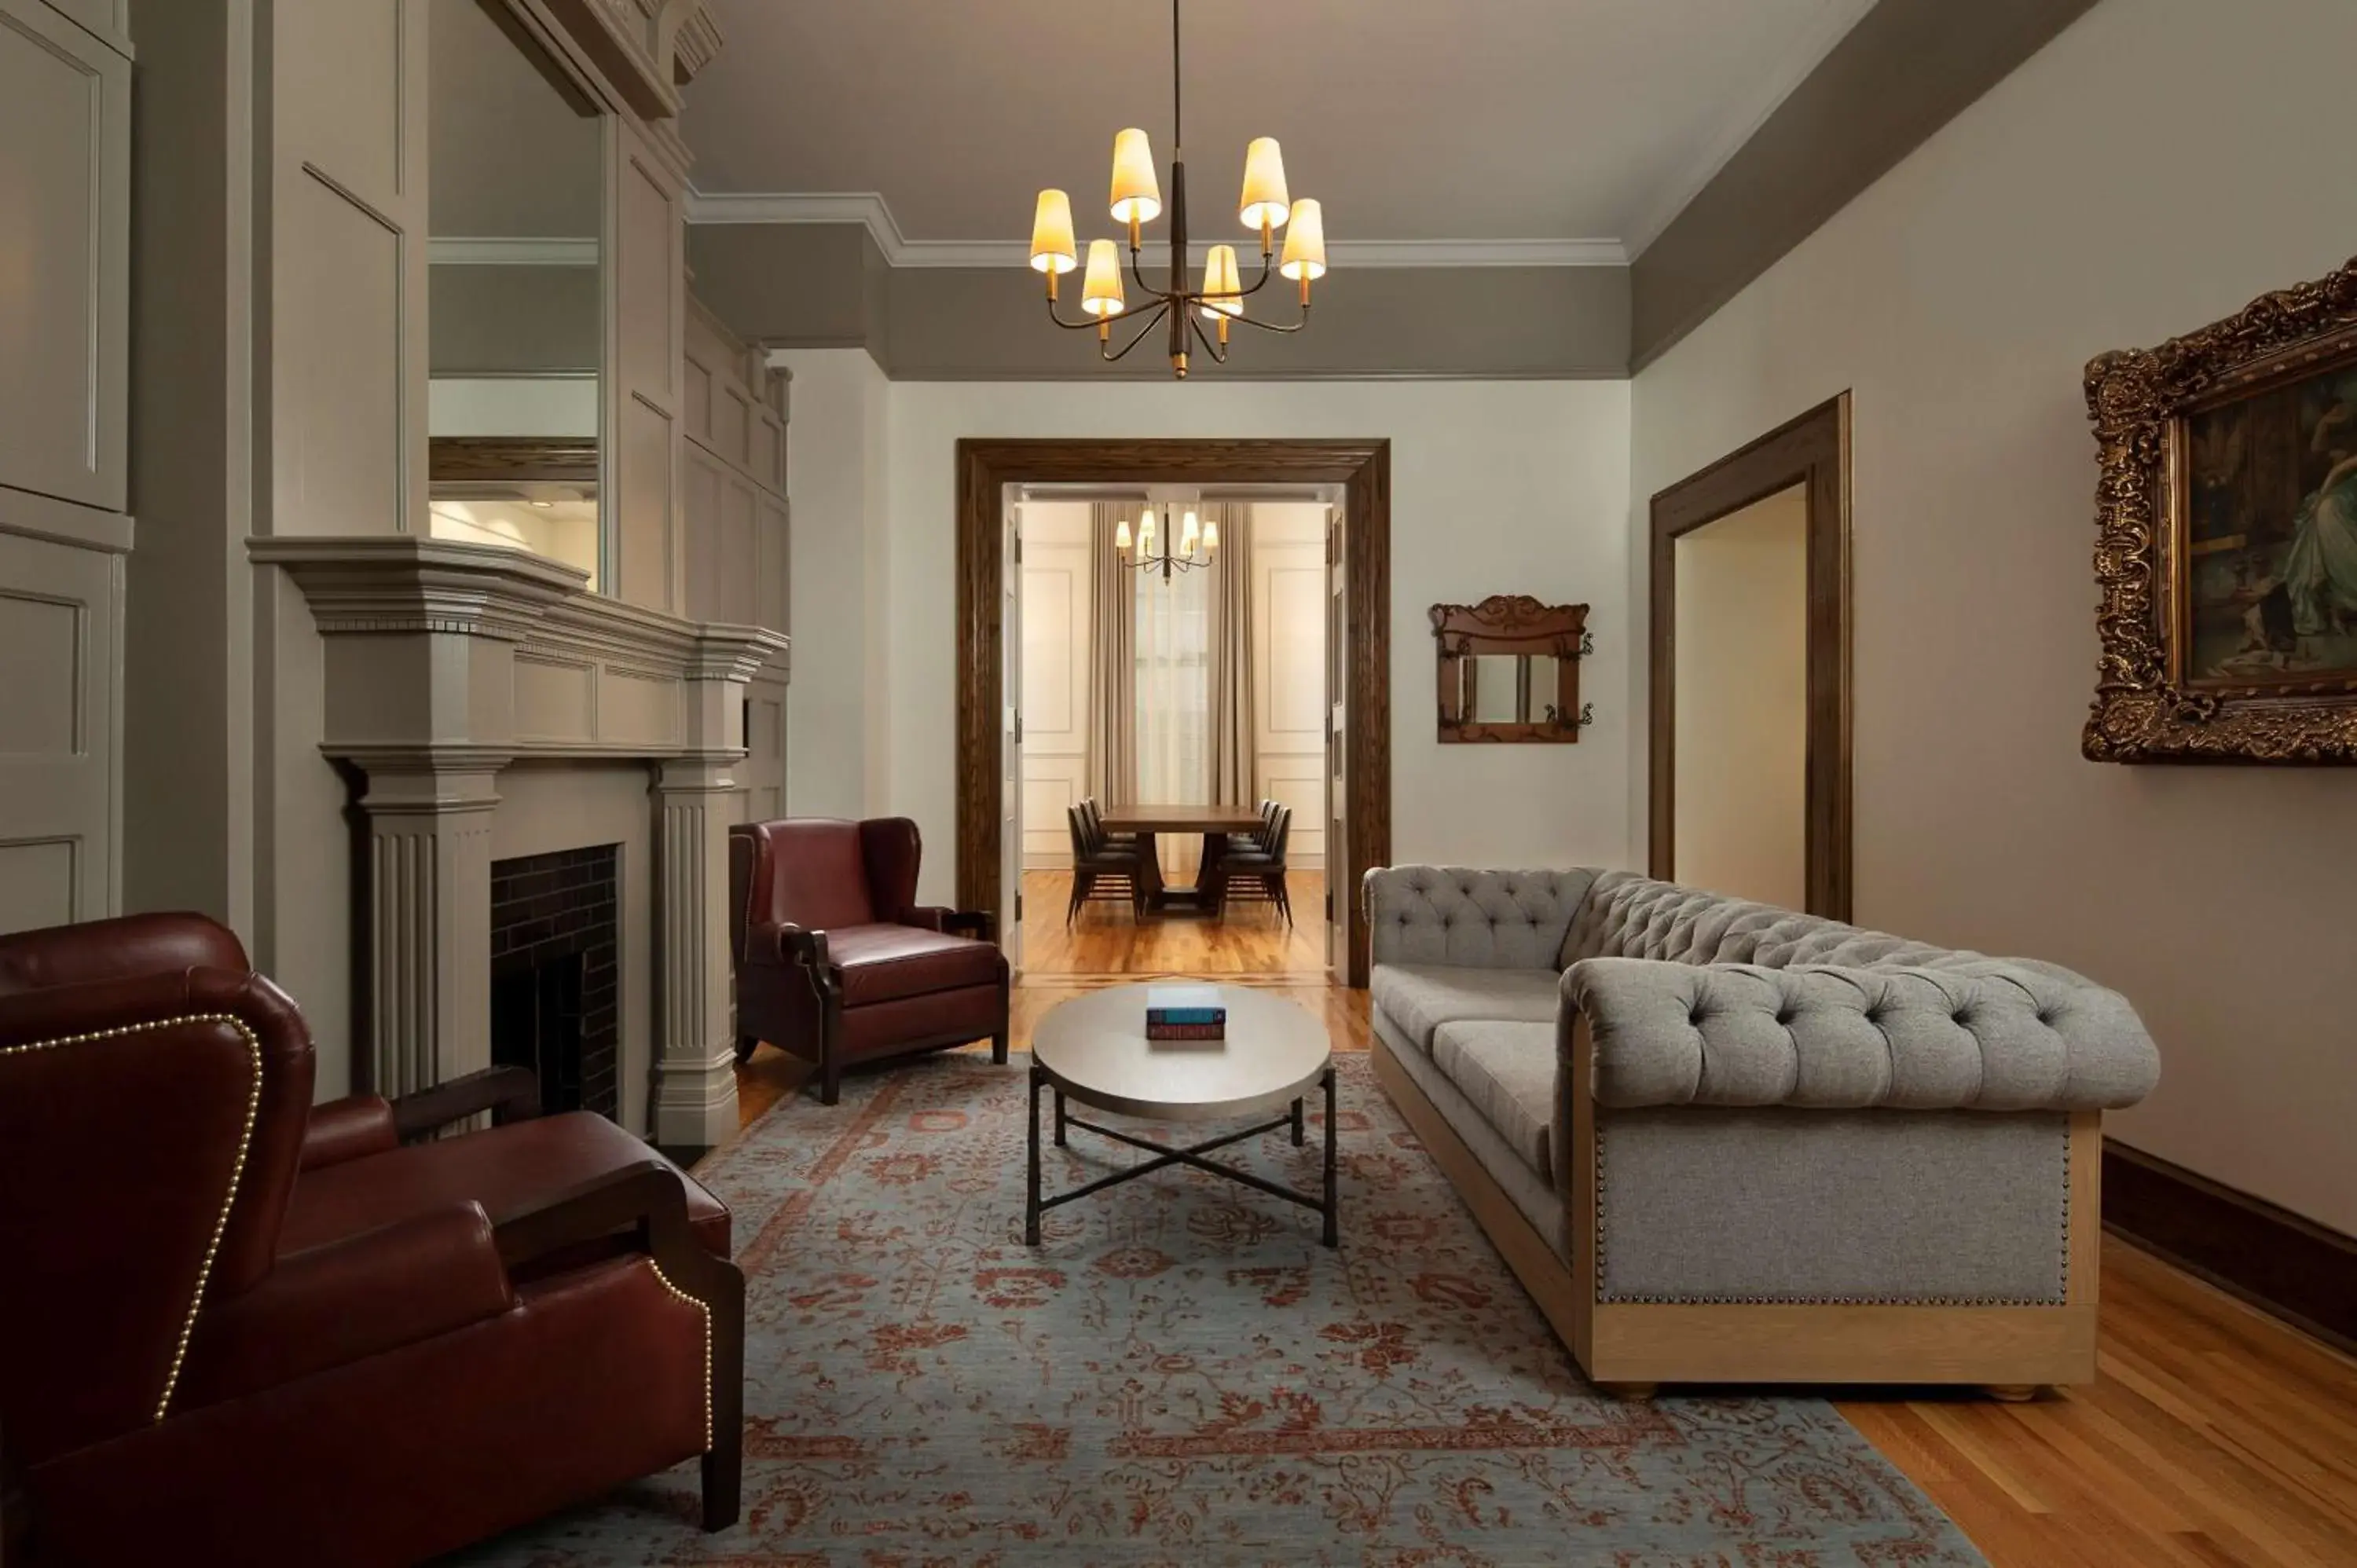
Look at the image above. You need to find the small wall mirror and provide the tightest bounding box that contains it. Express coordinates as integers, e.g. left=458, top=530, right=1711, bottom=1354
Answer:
left=1433, top=597, right=1592, bottom=742
left=426, top=0, right=604, bottom=588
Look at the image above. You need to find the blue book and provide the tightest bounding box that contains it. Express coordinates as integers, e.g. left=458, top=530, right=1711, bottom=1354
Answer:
left=1145, top=984, right=1226, bottom=1025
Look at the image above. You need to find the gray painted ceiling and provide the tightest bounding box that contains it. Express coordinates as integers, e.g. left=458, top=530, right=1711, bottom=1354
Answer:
left=680, top=0, right=1876, bottom=249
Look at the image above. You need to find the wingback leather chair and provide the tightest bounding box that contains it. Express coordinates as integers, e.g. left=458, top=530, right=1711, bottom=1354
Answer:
left=0, top=914, right=744, bottom=1568
left=729, top=817, right=1009, bottom=1105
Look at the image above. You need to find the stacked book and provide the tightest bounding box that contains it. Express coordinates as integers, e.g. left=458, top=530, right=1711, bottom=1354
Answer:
left=1145, top=984, right=1226, bottom=1044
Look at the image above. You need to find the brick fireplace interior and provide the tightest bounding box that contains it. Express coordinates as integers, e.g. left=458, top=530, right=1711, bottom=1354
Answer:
left=490, top=845, right=620, bottom=1118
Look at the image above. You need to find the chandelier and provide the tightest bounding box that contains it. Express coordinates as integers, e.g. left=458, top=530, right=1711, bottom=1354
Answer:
left=1027, top=0, right=1327, bottom=379
left=1118, top=501, right=1218, bottom=579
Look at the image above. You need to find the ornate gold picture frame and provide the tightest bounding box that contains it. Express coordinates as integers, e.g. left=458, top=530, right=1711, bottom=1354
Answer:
left=2085, top=254, right=2357, bottom=763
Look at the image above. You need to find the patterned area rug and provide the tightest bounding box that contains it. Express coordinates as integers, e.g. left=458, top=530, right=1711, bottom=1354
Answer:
left=456, top=1052, right=1985, bottom=1566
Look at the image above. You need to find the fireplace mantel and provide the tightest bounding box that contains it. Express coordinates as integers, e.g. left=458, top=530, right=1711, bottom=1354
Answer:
left=251, top=535, right=788, bottom=1145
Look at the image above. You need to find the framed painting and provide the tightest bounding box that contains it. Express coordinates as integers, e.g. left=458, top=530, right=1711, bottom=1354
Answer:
left=2085, top=253, right=2357, bottom=762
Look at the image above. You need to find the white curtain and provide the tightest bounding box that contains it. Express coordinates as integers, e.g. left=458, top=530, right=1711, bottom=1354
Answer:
left=1134, top=543, right=1211, bottom=884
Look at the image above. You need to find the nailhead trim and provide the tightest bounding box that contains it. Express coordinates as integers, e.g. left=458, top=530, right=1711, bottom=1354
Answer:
left=646, top=1258, right=713, bottom=1450
left=1, top=1013, right=263, bottom=1422
left=1591, top=1119, right=2072, bottom=1309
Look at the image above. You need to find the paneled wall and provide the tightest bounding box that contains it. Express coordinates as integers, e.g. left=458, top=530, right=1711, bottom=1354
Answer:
left=681, top=293, right=791, bottom=822
left=1018, top=503, right=1094, bottom=867
left=1250, top=503, right=1329, bottom=868
left=608, top=116, right=688, bottom=614
left=0, top=0, right=133, bottom=932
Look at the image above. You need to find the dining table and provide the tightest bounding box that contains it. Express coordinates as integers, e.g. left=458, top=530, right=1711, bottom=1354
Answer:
left=1096, top=803, right=1266, bottom=916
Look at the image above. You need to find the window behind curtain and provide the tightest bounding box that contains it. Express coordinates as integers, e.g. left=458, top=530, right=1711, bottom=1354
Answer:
left=1135, top=562, right=1211, bottom=879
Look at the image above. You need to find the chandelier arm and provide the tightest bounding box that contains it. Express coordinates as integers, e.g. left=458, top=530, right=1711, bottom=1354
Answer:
left=1126, top=242, right=1162, bottom=299
left=1189, top=312, right=1231, bottom=365
left=1233, top=247, right=1279, bottom=302
left=1101, top=300, right=1174, bottom=361
left=1228, top=299, right=1314, bottom=335
left=1043, top=295, right=1110, bottom=332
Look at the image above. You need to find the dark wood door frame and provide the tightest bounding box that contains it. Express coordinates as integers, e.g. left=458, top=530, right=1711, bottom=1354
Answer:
left=956, top=438, right=1391, bottom=986
left=1648, top=394, right=1853, bottom=920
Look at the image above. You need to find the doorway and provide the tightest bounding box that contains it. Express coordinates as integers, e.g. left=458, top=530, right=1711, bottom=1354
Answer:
left=955, top=439, right=1391, bottom=987
left=1648, top=395, right=1852, bottom=919
left=1009, top=486, right=1335, bottom=980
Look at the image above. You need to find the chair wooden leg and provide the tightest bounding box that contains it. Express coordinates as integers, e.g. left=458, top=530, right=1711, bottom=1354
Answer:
left=700, top=1262, right=746, bottom=1532
left=1068, top=871, right=1089, bottom=925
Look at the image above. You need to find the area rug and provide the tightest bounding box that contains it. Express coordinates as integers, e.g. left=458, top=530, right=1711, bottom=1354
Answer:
left=456, top=1052, right=1985, bottom=1566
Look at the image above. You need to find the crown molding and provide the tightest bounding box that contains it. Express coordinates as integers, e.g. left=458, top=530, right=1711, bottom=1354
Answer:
left=427, top=236, right=600, bottom=267
left=1620, top=0, right=1879, bottom=258
left=683, top=189, right=1626, bottom=269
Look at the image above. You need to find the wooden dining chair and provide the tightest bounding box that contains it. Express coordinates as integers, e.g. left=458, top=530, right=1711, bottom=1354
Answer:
left=1214, top=804, right=1292, bottom=925
left=1067, top=806, right=1142, bottom=924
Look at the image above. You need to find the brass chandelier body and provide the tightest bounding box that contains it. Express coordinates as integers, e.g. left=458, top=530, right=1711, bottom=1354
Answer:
left=1028, top=0, right=1328, bottom=378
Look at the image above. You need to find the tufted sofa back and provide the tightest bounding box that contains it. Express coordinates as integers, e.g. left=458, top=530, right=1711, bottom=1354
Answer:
left=1563, top=870, right=1992, bottom=971
left=1365, top=866, right=1600, bottom=969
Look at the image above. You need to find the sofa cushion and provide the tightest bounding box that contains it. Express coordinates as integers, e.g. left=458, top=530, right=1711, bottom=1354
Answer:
left=1369, top=964, right=1562, bottom=1053
left=824, top=924, right=1003, bottom=1006
left=1431, top=1020, right=1557, bottom=1186
left=1366, top=867, right=1599, bottom=969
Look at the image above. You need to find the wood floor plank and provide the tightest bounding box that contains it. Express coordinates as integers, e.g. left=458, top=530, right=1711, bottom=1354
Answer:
left=724, top=928, right=2357, bottom=1567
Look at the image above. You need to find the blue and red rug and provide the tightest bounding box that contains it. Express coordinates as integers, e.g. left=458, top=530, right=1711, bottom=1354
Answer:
left=458, top=1051, right=1983, bottom=1565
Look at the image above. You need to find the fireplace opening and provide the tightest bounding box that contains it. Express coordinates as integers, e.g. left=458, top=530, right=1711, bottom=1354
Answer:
left=490, top=845, right=619, bottom=1119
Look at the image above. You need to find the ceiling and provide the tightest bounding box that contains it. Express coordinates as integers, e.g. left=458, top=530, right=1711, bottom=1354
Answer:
left=680, top=0, right=1878, bottom=255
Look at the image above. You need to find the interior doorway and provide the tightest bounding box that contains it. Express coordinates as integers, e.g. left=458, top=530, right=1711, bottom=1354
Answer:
left=1007, top=485, right=1336, bottom=980
left=955, top=439, right=1391, bottom=987
left=1648, top=395, right=1852, bottom=919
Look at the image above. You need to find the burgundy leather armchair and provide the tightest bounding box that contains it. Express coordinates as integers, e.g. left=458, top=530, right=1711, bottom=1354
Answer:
left=0, top=914, right=743, bottom=1568
left=729, top=817, right=1009, bottom=1105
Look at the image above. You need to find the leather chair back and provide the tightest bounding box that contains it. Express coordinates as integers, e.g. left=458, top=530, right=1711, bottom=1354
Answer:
left=0, top=959, right=316, bottom=1465
left=857, top=818, right=924, bottom=925
left=0, top=910, right=249, bottom=998
left=729, top=819, right=879, bottom=951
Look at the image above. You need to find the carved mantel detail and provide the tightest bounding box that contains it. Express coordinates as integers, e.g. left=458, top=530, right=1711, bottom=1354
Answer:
left=251, top=536, right=787, bottom=1145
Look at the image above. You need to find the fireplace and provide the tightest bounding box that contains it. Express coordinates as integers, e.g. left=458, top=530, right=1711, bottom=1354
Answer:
left=490, top=846, right=620, bottom=1118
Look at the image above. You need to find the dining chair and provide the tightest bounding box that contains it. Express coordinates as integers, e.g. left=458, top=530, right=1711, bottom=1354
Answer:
left=1067, top=806, right=1142, bottom=924
left=1215, top=804, right=1293, bottom=925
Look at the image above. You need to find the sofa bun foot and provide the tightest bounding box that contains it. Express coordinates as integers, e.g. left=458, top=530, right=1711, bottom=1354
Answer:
left=1982, top=1383, right=2044, bottom=1403
left=1598, top=1382, right=1659, bottom=1401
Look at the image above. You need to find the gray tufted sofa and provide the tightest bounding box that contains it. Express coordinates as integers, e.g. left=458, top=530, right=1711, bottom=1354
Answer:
left=1364, top=866, right=2161, bottom=1396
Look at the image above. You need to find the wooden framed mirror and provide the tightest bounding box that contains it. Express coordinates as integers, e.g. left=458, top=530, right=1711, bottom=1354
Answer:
left=1431, top=595, right=1593, bottom=742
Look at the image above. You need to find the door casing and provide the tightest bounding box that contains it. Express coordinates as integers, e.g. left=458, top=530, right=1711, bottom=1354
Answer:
left=955, top=438, right=1391, bottom=986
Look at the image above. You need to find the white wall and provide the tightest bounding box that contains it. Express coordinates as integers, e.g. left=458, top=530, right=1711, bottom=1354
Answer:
left=874, top=379, right=1633, bottom=905
left=779, top=348, right=893, bottom=819
left=1018, top=500, right=1094, bottom=867
left=1251, top=500, right=1330, bottom=868
left=1630, top=0, right=2357, bottom=1233
left=1672, top=485, right=1807, bottom=907
left=427, top=375, right=598, bottom=436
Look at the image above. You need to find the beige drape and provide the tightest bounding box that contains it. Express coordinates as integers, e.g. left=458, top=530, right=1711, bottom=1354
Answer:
left=1083, top=500, right=1136, bottom=806
left=1206, top=502, right=1256, bottom=808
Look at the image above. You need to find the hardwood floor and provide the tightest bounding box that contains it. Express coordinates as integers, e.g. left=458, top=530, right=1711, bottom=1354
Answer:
left=728, top=972, right=2357, bottom=1566
left=1017, top=867, right=1329, bottom=977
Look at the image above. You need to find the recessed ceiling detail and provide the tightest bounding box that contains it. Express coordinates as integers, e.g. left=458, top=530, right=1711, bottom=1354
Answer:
left=680, top=0, right=1878, bottom=262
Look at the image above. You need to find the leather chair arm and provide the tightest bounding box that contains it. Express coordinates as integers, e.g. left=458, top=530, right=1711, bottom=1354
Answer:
left=175, top=1202, right=515, bottom=1409
left=300, top=1094, right=398, bottom=1171
left=746, top=920, right=830, bottom=971
left=904, top=907, right=997, bottom=943
left=390, top=1065, right=541, bottom=1143
left=489, top=1159, right=744, bottom=1321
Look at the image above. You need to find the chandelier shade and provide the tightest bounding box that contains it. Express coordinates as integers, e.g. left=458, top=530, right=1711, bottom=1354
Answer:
left=1082, top=240, right=1127, bottom=317
left=1029, top=189, right=1077, bottom=275
left=1280, top=198, right=1326, bottom=281
left=1109, top=128, right=1164, bottom=225
left=1238, top=137, right=1290, bottom=232
left=1029, top=0, right=1325, bottom=377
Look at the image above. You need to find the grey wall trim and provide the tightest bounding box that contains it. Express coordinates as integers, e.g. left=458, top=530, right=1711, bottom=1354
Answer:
left=687, top=222, right=1631, bottom=381
left=1629, top=0, right=2099, bottom=370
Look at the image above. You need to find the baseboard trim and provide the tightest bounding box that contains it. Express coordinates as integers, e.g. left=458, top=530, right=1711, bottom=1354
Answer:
left=2102, top=1138, right=2357, bottom=1357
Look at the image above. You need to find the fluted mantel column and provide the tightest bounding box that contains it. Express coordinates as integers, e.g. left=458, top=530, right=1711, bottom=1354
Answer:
left=353, top=756, right=505, bottom=1097
left=651, top=623, right=785, bottom=1145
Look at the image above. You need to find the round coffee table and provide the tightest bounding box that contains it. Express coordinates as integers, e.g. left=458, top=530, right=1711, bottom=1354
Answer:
left=1025, top=984, right=1336, bottom=1247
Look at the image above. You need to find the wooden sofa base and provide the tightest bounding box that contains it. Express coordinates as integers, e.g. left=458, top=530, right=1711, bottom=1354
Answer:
left=1369, top=1033, right=2101, bottom=1394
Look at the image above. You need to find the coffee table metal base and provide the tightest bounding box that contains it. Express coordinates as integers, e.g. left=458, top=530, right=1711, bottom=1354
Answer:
left=1025, top=1063, right=1338, bottom=1247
